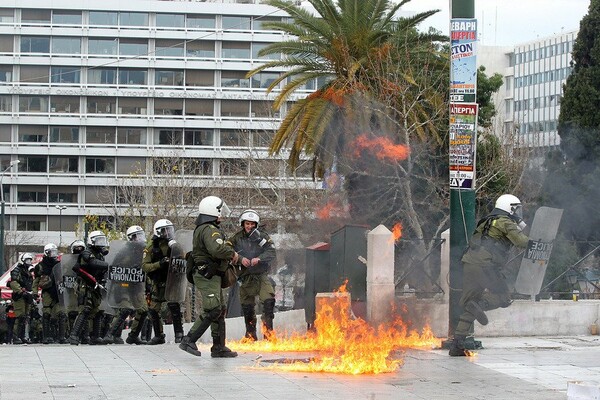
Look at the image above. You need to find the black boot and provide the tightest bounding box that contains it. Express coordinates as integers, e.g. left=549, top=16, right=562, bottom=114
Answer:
left=179, top=317, right=212, bottom=357
left=126, top=312, right=147, bottom=345
left=89, top=313, right=107, bottom=345
left=42, top=314, right=54, bottom=344
left=261, top=298, right=276, bottom=339
left=242, top=304, right=258, bottom=341
left=465, top=300, right=488, bottom=326
left=80, top=320, right=90, bottom=344
left=69, top=310, right=90, bottom=345
left=100, top=313, right=113, bottom=339
left=147, top=310, right=165, bottom=345
left=449, top=335, right=469, bottom=357
left=12, top=317, right=26, bottom=344
left=57, top=313, right=68, bottom=344
left=211, top=317, right=237, bottom=358
left=139, top=318, right=151, bottom=344
left=168, top=303, right=184, bottom=344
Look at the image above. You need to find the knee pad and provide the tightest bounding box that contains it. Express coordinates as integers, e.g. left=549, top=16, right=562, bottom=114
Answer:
left=263, top=298, right=275, bottom=315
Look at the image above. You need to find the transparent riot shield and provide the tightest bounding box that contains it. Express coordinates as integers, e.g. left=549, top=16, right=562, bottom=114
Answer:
left=105, top=240, right=146, bottom=310
left=165, top=230, right=193, bottom=303
left=54, top=254, right=80, bottom=313
left=514, top=207, right=564, bottom=296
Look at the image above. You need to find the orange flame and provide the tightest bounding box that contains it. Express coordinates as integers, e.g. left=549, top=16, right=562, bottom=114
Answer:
left=316, top=201, right=336, bottom=220
left=229, top=282, right=440, bottom=374
left=391, top=222, right=402, bottom=243
left=353, top=134, right=410, bottom=162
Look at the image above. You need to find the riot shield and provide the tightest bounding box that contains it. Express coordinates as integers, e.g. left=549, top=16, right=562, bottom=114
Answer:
left=105, top=240, right=146, bottom=310
left=54, top=254, right=80, bottom=312
left=165, top=230, right=193, bottom=303
left=514, top=207, right=563, bottom=296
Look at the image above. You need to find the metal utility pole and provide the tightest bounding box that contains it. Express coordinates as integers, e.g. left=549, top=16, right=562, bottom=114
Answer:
left=0, top=160, right=20, bottom=273
left=55, top=205, right=67, bottom=247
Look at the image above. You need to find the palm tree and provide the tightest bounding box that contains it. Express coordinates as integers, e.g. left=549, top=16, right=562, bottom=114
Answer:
left=247, top=0, right=446, bottom=176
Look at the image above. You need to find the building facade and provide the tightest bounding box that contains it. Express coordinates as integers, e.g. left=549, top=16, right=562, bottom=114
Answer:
left=0, top=0, right=319, bottom=250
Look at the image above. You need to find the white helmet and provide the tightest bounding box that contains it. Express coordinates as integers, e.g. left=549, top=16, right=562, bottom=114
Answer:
left=88, top=230, right=109, bottom=248
left=198, top=196, right=231, bottom=218
left=70, top=240, right=86, bottom=254
left=154, top=219, right=174, bottom=240
left=126, top=225, right=146, bottom=242
left=43, top=243, right=59, bottom=259
left=495, top=194, right=523, bottom=219
left=239, top=209, right=260, bottom=226
left=20, top=253, right=34, bottom=265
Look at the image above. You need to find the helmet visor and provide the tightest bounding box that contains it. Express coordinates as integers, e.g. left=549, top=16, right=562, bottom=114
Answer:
left=219, top=201, right=231, bottom=218
left=512, top=204, right=523, bottom=220
left=129, top=231, right=147, bottom=242
left=46, top=249, right=59, bottom=258
left=158, top=225, right=175, bottom=240
left=92, top=236, right=109, bottom=247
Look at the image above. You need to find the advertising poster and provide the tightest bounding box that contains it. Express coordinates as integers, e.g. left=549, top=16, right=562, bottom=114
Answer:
left=449, top=103, right=478, bottom=189
left=450, top=18, right=477, bottom=103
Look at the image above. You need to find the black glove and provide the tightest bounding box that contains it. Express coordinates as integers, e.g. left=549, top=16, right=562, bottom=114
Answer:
left=159, top=256, right=170, bottom=269
left=199, top=263, right=218, bottom=279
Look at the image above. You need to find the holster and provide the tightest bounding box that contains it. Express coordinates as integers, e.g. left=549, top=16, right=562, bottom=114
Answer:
left=198, top=262, right=219, bottom=279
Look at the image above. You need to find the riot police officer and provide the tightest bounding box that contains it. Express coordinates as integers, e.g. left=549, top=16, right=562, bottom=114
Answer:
left=449, top=194, right=529, bottom=356
left=230, top=209, right=277, bottom=340
left=179, top=196, right=239, bottom=358
left=141, top=219, right=184, bottom=345
left=69, top=231, right=110, bottom=345
left=33, top=243, right=67, bottom=344
left=9, top=253, right=35, bottom=344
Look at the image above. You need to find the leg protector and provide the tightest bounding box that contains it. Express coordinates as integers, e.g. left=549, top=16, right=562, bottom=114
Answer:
left=140, top=318, right=152, bottom=343
left=126, top=312, right=147, bottom=345
left=69, top=309, right=90, bottom=345
left=241, top=304, right=258, bottom=341
left=12, top=317, right=26, bottom=344
left=106, top=310, right=128, bottom=344
left=89, top=313, right=106, bottom=345
left=168, top=302, right=184, bottom=343
left=100, top=313, right=113, bottom=339
left=449, top=334, right=469, bottom=357
left=211, top=316, right=237, bottom=358
left=147, top=309, right=165, bottom=345
left=57, top=313, right=68, bottom=344
left=261, top=298, right=276, bottom=333
left=42, top=313, right=54, bottom=344
left=179, top=307, right=220, bottom=357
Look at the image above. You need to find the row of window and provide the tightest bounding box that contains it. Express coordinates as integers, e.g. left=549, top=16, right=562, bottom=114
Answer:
left=0, top=125, right=274, bottom=147
left=0, top=9, right=283, bottom=31
left=514, top=40, right=574, bottom=65
left=513, top=119, right=559, bottom=134
left=0, top=35, right=280, bottom=60
left=513, top=95, right=562, bottom=112
left=514, top=67, right=572, bottom=88
left=0, top=65, right=282, bottom=89
left=0, top=95, right=283, bottom=118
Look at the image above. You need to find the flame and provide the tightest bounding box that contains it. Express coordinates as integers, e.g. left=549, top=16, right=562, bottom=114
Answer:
left=316, top=201, right=336, bottom=220
left=352, top=134, right=410, bottom=162
left=229, top=282, right=440, bottom=374
left=391, top=222, right=402, bottom=243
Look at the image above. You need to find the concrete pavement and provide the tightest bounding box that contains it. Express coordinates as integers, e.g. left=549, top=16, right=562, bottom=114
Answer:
left=1, top=335, right=599, bottom=399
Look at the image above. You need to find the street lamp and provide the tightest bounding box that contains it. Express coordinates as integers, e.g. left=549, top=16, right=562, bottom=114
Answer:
left=1, top=159, right=20, bottom=273
left=55, top=205, right=67, bottom=247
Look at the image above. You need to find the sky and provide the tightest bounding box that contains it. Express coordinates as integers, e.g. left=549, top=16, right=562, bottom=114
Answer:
left=399, top=0, right=591, bottom=46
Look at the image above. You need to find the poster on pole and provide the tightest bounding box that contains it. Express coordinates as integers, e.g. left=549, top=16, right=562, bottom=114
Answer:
left=450, top=18, right=477, bottom=103
left=449, top=103, right=478, bottom=189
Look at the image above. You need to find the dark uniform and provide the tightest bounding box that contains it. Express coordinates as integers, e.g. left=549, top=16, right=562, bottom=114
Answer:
left=140, top=236, right=183, bottom=345
left=33, top=255, right=67, bottom=344
left=450, top=210, right=528, bottom=356
left=9, top=262, right=35, bottom=344
left=230, top=227, right=276, bottom=340
left=179, top=204, right=238, bottom=358
left=69, top=245, right=109, bottom=345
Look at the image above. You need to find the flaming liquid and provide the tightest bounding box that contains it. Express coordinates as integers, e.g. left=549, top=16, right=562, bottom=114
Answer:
left=229, top=282, right=440, bottom=374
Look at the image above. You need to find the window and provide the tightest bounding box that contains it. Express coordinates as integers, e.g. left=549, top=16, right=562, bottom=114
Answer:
left=19, top=96, right=48, bottom=113
left=254, top=130, right=274, bottom=148
left=119, top=69, right=147, bottom=85
left=19, top=156, right=47, bottom=172
left=221, top=100, right=249, bottom=117
left=253, top=17, right=281, bottom=31
left=186, top=41, right=214, bottom=58
left=88, top=38, right=118, bottom=55
left=87, top=97, right=116, bottom=114
left=21, top=36, right=50, bottom=53
left=119, top=39, right=148, bottom=56
left=251, top=159, right=280, bottom=177
left=22, top=9, right=51, bottom=24
left=49, top=186, right=77, bottom=203
left=52, top=11, right=81, bottom=25
left=86, top=157, right=115, bottom=174
left=222, top=41, right=250, bottom=59
left=50, top=67, right=80, bottom=83
left=118, top=98, right=147, bottom=115
left=51, top=37, right=81, bottom=54
left=20, top=65, right=48, bottom=83
left=186, top=70, right=213, bottom=86
left=220, top=129, right=249, bottom=146
left=86, top=127, right=115, bottom=144
left=155, top=40, right=184, bottom=58
left=251, top=100, right=275, bottom=117
left=152, top=158, right=182, bottom=175
left=157, top=129, right=183, bottom=145
left=0, top=125, right=10, bottom=142
left=50, top=96, right=80, bottom=114
left=117, top=128, right=146, bottom=145
left=119, top=12, right=148, bottom=27
left=156, top=13, right=184, bottom=28
left=17, top=186, right=46, bottom=202
left=184, top=129, right=213, bottom=146
left=48, top=215, right=78, bottom=231
left=0, top=65, right=12, bottom=82
left=17, top=216, right=45, bottom=231
left=50, top=126, right=79, bottom=143
left=49, top=157, right=78, bottom=173
left=185, top=99, right=213, bottom=116
left=89, top=11, right=118, bottom=26
left=88, top=68, right=117, bottom=84
left=222, top=16, right=250, bottom=30
left=0, top=9, right=14, bottom=23
left=251, top=72, right=278, bottom=89
left=117, top=157, right=145, bottom=174
left=154, top=98, right=183, bottom=115
left=252, top=43, right=279, bottom=60
left=222, top=71, right=249, bottom=88
left=187, top=15, right=215, bottom=29
left=0, top=95, right=11, bottom=112
left=155, top=70, right=184, bottom=86
left=184, top=158, right=211, bottom=175
left=220, top=158, right=248, bottom=176
left=85, top=186, right=114, bottom=204
left=18, top=125, right=47, bottom=143
left=0, top=35, right=13, bottom=52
